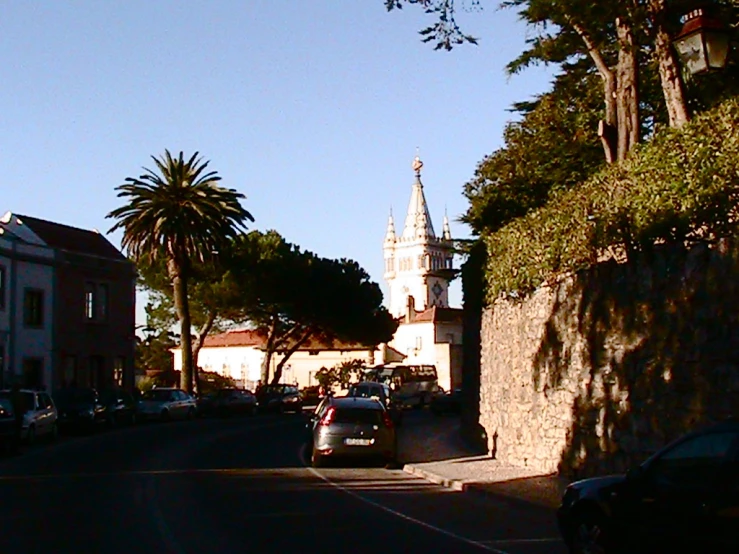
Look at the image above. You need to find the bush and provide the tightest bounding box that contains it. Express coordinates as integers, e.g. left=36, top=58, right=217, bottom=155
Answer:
left=484, top=98, right=739, bottom=301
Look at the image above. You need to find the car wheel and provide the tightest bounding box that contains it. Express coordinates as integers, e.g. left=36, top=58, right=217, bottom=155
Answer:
left=187, top=408, right=196, bottom=420
left=249, top=405, right=257, bottom=416
left=130, top=413, right=137, bottom=425
left=50, top=422, right=59, bottom=441
left=26, top=425, right=36, bottom=445
left=108, top=414, right=117, bottom=428
left=161, top=409, right=170, bottom=422
left=311, top=447, right=324, bottom=468
left=570, top=509, right=610, bottom=554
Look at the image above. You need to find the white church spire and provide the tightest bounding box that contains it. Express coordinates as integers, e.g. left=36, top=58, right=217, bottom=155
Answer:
left=442, top=208, right=452, bottom=241
left=401, top=155, right=436, bottom=240
left=384, top=208, right=396, bottom=244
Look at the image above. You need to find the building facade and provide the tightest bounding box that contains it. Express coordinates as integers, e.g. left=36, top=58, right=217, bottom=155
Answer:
left=172, top=329, right=378, bottom=390
left=0, top=212, right=136, bottom=391
left=383, top=157, right=463, bottom=391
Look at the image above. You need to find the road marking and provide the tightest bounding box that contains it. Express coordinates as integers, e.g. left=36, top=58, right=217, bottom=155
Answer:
left=480, top=538, right=562, bottom=545
left=297, top=447, right=511, bottom=554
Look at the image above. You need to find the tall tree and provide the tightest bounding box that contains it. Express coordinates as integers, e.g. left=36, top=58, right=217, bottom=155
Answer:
left=228, top=232, right=398, bottom=384
left=137, top=255, right=245, bottom=393
left=107, top=150, right=253, bottom=393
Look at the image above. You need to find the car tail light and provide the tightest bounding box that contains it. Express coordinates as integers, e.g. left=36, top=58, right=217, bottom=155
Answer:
left=319, top=406, right=336, bottom=426
left=382, top=410, right=393, bottom=428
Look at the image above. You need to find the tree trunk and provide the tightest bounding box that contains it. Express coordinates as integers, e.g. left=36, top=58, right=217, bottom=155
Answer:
left=615, top=16, right=640, bottom=161
left=260, top=319, right=278, bottom=383
left=571, top=21, right=618, bottom=163
left=192, top=312, right=216, bottom=395
left=270, top=331, right=312, bottom=385
left=648, top=0, right=690, bottom=127
left=169, top=259, right=194, bottom=394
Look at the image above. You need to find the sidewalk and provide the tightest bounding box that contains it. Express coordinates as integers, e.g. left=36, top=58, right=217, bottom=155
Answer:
left=398, top=412, right=568, bottom=510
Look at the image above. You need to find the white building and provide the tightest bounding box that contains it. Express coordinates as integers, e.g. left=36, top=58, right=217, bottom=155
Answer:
left=383, top=156, right=463, bottom=390
left=172, top=155, right=463, bottom=392
left=172, top=330, right=384, bottom=390
left=0, top=226, right=55, bottom=389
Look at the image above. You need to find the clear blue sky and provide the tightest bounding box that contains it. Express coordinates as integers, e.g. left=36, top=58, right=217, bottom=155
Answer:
left=0, top=1, right=553, bottom=325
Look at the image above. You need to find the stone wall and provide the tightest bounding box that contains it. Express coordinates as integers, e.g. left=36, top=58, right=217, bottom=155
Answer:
left=479, top=240, right=739, bottom=479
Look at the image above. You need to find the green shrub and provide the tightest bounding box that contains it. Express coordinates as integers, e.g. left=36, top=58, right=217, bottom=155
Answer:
left=484, top=98, right=739, bottom=301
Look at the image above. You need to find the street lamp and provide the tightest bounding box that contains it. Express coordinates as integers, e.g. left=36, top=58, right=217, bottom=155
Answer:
left=673, top=8, right=731, bottom=75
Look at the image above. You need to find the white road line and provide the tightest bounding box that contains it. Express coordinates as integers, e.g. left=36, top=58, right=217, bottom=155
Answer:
left=297, top=447, right=511, bottom=554
left=480, top=538, right=562, bottom=545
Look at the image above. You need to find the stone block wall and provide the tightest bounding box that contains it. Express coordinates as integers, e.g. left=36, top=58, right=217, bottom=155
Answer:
left=479, top=240, right=739, bottom=479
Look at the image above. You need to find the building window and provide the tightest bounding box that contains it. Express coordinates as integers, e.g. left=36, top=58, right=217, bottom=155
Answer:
left=113, top=357, right=124, bottom=387
left=0, top=266, right=6, bottom=310
left=22, top=358, right=43, bottom=389
left=415, top=336, right=423, bottom=351
left=85, top=282, right=95, bottom=319
left=23, top=289, right=44, bottom=327
left=85, top=282, right=109, bottom=321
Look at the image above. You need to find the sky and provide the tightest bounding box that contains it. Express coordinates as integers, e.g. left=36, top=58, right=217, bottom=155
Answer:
left=0, top=1, right=554, bottom=326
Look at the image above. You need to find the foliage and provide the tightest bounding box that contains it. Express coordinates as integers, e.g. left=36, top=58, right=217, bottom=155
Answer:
left=483, top=98, right=739, bottom=300
left=139, top=230, right=398, bottom=386
left=135, top=330, right=175, bottom=373
left=314, top=360, right=366, bottom=390
left=463, top=70, right=605, bottom=234
left=197, top=370, right=237, bottom=396
left=384, top=0, right=481, bottom=50
left=107, top=150, right=253, bottom=394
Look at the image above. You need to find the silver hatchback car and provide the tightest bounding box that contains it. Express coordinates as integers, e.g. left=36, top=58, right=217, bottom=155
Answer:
left=308, top=396, right=397, bottom=468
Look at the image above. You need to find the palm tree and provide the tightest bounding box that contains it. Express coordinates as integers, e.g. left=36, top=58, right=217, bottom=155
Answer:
left=108, top=150, right=253, bottom=393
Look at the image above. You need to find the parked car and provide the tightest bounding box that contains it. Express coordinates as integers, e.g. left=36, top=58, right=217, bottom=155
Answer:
left=430, top=388, right=463, bottom=416
left=306, top=396, right=397, bottom=468
left=198, top=388, right=257, bottom=417
left=0, top=397, right=18, bottom=453
left=99, top=388, right=138, bottom=426
left=0, top=389, right=57, bottom=444
left=300, top=385, right=322, bottom=407
left=348, top=381, right=403, bottom=426
left=557, top=420, right=739, bottom=553
left=256, top=384, right=303, bottom=413
left=53, top=387, right=107, bottom=433
left=136, top=388, right=197, bottom=422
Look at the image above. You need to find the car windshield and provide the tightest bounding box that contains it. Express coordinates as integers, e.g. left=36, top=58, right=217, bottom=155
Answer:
left=349, top=386, right=379, bottom=398
left=333, top=407, right=383, bottom=425
left=260, top=386, right=284, bottom=394
left=142, top=390, right=173, bottom=401
left=55, top=388, right=97, bottom=404
left=0, top=391, right=34, bottom=411
left=0, top=397, right=13, bottom=415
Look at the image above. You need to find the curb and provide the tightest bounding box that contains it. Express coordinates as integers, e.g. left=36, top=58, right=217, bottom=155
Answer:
left=403, top=463, right=564, bottom=511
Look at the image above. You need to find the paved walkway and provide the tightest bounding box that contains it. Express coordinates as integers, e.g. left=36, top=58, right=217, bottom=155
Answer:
left=398, top=412, right=569, bottom=510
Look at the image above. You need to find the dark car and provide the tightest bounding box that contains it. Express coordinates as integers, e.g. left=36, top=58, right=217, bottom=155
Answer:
left=198, top=388, right=257, bottom=417
left=557, top=420, right=739, bottom=553
left=348, top=381, right=403, bottom=426
left=430, top=388, right=463, bottom=416
left=0, top=397, right=18, bottom=453
left=53, top=388, right=107, bottom=433
left=99, top=389, right=138, bottom=426
left=256, top=384, right=303, bottom=413
left=306, top=396, right=397, bottom=468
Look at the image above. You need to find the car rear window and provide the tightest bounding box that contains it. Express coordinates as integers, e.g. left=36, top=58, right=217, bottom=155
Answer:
left=333, top=407, right=382, bottom=425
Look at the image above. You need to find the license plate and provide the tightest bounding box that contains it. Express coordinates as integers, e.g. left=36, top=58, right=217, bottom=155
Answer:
left=344, top=438, right=372, bottom=446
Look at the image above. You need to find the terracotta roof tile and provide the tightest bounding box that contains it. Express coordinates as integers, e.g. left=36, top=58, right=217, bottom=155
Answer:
left=412, top=306, right=463, bottom=324
left=201, top=329, right=374, bottom=351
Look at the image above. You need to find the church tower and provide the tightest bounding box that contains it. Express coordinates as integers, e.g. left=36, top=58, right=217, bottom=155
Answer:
left=384, top=155, right=454, bottom=319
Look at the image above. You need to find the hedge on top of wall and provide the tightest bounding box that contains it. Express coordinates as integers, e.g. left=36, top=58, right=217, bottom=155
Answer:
left=484, top=97, right=739, bottom=302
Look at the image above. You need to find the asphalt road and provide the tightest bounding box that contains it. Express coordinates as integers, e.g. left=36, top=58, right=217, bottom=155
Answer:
left=0, top=412, right=567, bottom=554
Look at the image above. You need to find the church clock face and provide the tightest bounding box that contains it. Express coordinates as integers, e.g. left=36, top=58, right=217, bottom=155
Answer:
left=432, top=282, right=443, bottom=299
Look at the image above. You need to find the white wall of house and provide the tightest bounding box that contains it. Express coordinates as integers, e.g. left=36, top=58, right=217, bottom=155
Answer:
left=0, top=239, right=11, bottom=386
left=6, top=242, right=55, bottom=389
left=389, top=321, right=437, bottom=364
left=174, top=345, right=375, bottom=390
